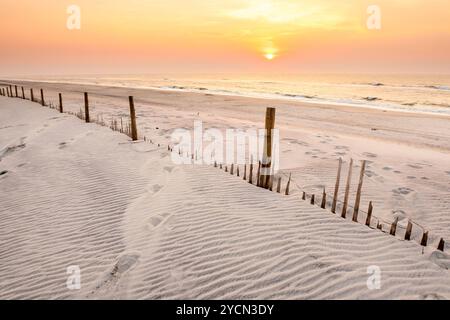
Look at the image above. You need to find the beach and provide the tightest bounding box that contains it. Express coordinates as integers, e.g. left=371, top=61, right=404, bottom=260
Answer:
left=1, top=81, right=450, bottom=299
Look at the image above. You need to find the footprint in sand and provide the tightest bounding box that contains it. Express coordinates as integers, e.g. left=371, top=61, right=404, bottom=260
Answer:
left=152, top=184, right=164, bottom=193
left=383, top=166, right=393, bottom=171
left=407, top=176, right=416, bottom=180
left=163, top=166, right=175, bottom=173
left=92, top=253, right=140, bottom=294
left=419, top=293, right=448, bottom=300
left=149, top=216, right=163, bottom=227
left=0, top=170, right=8, bottom=176
left=362, top=152, right=377, bottom=158
left=58, top=142, right=67, bottom=149
left=429, top=251, right=450, bottom=270
left=408, top=164, right=422, bottom=169
left=392, top=187, right=414, bottom=195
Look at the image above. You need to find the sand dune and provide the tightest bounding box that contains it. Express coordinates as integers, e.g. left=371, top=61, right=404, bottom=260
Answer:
left=1, top=96, right=450, bottom=299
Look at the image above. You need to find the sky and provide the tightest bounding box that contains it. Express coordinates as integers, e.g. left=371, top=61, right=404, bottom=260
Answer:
left=0, top=0, right=449, bottom=76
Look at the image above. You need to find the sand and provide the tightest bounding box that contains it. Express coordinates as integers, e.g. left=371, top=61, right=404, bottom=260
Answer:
left=1, top=85, right=450, bottom=299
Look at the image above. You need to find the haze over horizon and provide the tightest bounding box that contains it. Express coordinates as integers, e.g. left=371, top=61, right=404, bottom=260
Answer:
left=1, top=0, right=450, bottom=76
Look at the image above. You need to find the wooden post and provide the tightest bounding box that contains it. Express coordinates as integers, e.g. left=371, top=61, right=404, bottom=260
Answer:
left=225, top=165, right=228, bottom=173
left=128, top=96, right=138, bottom=141
left=40, top=89, right=45, bottom=106
left=311, top=194, right=315, bottom=205
left=9, top=85, right=12, bottom=97
left=6, top=87, right=10, bottom=97
left=302, top=192, right=306, bottom=200
left=365, top=201, right=373, bottom=226
left=214, top=161, right=217, bottom=168
left=285, top=173, right=291, bottom=195
left=21, top=87, right=25, bottom=99
left=331, top=158, right=342, bottom=213
left=390, top=217, right=398, bottom=236
left=420, top=231, right=428, bottom=246
left=230, top=164, right=234, bottom=175
left=249, top=156, right=254, bottom=184
left=15, top=85, right=18, bottom=97
left=377, top=221, right=382, bottom=230
left=262, top=107, right=276, bottom=189
left=352, top=160, right=366, bottom=222
left=58, top=93, right=63, bottom=113
left=84, top=92, right=90, bottom=123
left=256, top=161, right=261, bottom=187
left=236, top=165, right=240, bottom=177
left=276, top=177, right=281, bottom=193
left=321, top=189, right=326, bottom=209
left=404, top=220, right=413, bottom=240
left=438, top=238, right=445, bottom=252
left=220, top=163, right=223, bottom=169
left=30, top=89, right=34, bottom=102
left=341, top=159, right=353, bottom=218
left=243, top=164, right=247, bottom=180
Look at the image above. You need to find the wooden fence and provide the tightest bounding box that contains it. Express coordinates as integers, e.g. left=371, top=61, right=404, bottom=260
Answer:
left=0, top=83, right=446, bottom=253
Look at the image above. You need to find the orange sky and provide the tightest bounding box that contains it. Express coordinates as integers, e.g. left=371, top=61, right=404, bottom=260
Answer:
left=1, top=0, right=449, bottom=75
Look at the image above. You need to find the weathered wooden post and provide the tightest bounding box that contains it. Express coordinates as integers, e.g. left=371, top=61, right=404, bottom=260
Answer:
left=404, top=220, right=413, bottom=240
left=30, top=89, right=34, bottom=102
left=256, top=161, right=261, bottom=187
left=9, top=85, right=12, bottom=96
left=21, top=87, right=25, bottom=99
left=420, top=231, right=428, bottom=246
left=365, top=201, right=373, bottom=226
left=15, top=85, right=18, bottom=97
left=285, top=173, right=291, bottom=195
left=438, top=238, right=445, bottom=252
left=243, top=164, right=247, bottom=180
left=262, top=107, right=276, bottom=189
left=84, top=92, right=90, bottom=123
left=390, top=218, right=398, bottom=236
left=310, top=194, right=315, bottom=205
left=129, top=96, right=138, bottom=141
left=341, top=159, right=353, bottom=218
left=236, top=165, right=240, bottom=177
left=276, top=177, right=282, bottom=193
left=230, top=164, right=234, bottom=175
left=40, top=89, right=45, bottom=106
left=331, top=158, right=342, bottom=213
left=302, top=192, right=306, bottom=200
left=321, top=189, right=326, bottom=209
left=249, top=156, right=254, bottom=184
left=58, top=93, right=63, bottom=113
left=352, top=160, right=366, bottom=222
left=6, top=87, right=10, bottom=97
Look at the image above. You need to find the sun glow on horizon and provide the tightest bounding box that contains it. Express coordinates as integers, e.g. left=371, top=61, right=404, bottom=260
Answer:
left=1, top=0, right=450, bottom=75
left=264, top=53, right=275, bottom=60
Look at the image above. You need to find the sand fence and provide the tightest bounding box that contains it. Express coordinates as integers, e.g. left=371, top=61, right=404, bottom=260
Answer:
left=0, top=82, right=445, bottom=253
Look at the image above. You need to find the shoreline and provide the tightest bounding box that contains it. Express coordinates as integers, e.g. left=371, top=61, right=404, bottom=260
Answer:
left=3, top=78, right=450, bottom=119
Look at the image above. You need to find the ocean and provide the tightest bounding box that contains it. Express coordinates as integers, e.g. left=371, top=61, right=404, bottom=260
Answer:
left=12, top=73, right=450, bottom=116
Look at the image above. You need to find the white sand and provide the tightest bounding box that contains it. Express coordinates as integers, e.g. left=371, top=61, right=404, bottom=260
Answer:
left=1, top=90, right=450, bottom=299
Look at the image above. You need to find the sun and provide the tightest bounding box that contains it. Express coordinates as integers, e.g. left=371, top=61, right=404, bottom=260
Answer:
left=264, top=53, right=275, bottom=60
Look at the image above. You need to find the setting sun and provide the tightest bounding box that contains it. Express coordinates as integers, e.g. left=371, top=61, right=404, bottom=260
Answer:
left=264, top=53, right=275, bottom=60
